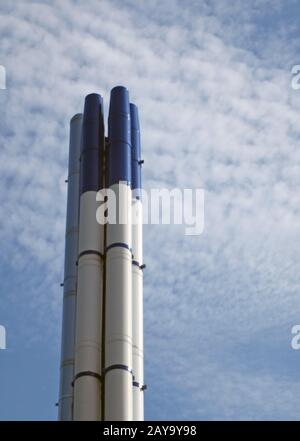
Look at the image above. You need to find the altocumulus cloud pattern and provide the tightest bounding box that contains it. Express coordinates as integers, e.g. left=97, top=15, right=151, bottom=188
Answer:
left=1, top=0, right=300, bottom=420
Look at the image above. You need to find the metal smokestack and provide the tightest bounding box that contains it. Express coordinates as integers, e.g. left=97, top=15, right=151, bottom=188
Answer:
left=130, top=103, right=145, bottom=421
left=104, top=86, right=133, bottom=421
left=58, top=113, right=82, bottom=420
left=73, top=94, right=104, bottom=420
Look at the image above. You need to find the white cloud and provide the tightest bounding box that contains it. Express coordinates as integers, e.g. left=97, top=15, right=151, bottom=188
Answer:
left=1, top=0, right=300, bottom=419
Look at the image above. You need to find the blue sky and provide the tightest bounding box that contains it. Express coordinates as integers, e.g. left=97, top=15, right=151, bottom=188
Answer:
left=1, top=0, right=300, bottom=420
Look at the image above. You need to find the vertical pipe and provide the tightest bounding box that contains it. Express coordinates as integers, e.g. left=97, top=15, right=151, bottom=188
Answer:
left=104, top=86, right=133, bottom=421
left=130, top=103, right=145, bottom=421
left=58, top=114, right=82, bottom=420
left=101, top=136, right=110, bottom=422
left=73, top=94, right=104, bottom=421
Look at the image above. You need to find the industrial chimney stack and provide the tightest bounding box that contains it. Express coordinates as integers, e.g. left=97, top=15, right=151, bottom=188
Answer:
left=58, top=87, right=145, bottom=421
